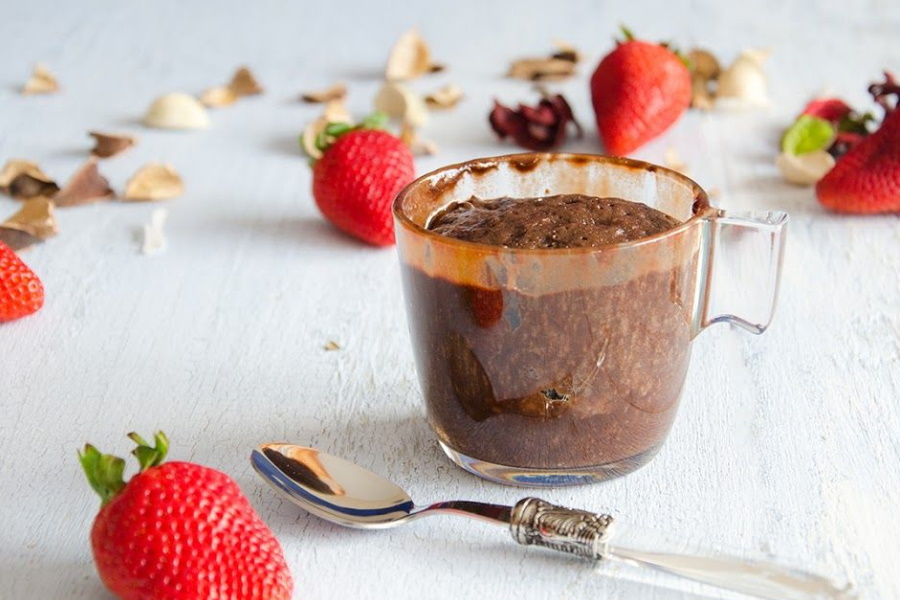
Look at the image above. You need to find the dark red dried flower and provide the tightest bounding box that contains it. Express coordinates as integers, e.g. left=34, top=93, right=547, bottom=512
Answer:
left=869, top=71, right=899, bottom=114
left=489, top=93, right=582, bottom=151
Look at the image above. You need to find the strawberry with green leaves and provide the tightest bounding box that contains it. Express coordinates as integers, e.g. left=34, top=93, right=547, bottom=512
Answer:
left=0, top=240, right=43, bottom=322
left=590, top=27, right=691, bottom=156
left=816, top=72, right=900, bottom=214
left=305, top=114, right=415, bottom=246
left=81, top=432, right=293, bottom=600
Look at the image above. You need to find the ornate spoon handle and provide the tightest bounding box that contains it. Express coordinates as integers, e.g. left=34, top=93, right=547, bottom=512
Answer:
left=509, top=498, right=855, bottom=600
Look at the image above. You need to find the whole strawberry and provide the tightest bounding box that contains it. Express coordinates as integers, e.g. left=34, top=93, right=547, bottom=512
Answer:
left=0, top=240, right=44, bottom=322
left=590, top=27, right=691, bottom=156
left=816, top=72, right=900, bottom=214
left=308, top=115, right=415, bottom=246
left=80, top=432, right=293, bottom=600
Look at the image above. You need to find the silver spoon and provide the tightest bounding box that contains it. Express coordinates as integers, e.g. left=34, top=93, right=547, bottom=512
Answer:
left=252, top=443, right=855, bottom=600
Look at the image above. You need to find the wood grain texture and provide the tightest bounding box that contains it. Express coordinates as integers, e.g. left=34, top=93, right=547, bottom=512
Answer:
left=1, top=0, right=899, bottom=598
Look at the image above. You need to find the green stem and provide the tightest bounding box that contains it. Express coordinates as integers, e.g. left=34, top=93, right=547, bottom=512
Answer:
left=79, top=431, right=169, bottom=507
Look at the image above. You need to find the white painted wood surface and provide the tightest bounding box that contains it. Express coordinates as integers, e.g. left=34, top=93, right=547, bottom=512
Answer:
left=2, top=1, right=899, bottom=598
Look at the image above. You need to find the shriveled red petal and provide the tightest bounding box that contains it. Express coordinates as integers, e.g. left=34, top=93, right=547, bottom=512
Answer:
left=487, top=93, right=580, bottom=152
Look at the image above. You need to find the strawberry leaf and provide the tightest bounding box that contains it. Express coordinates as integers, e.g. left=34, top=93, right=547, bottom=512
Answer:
left=782, top=115, right=835, bottom=155
left=79, top=444, right=126, bottom=506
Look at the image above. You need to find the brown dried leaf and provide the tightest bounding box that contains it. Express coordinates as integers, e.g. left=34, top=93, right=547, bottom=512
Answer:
left=200, top=86, right=239, bottom=107
left=22, top=63, right=59, bottom=94
left=424, top=84, right=463, bottom=110
left=0, top=159, right=59, bottom=200
left=89, top=131, right=137, bottom=158
left=507, top=58, right=576, bottom=82
left=54, top=158, right=115, bottom=207
left=228, top=66, right=263, bottom=96
left=0, top=197, right=58, bottom=250
left=124, top=163, right=184, bottom=201
left=301, top=83, right=347, bottom=104
left=386, top=28, right=437, bottom=81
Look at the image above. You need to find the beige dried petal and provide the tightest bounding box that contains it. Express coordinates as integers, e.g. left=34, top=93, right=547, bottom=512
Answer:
left=386, top=28, right=434, bottom=81
left=323, top=340, right=340, bottom=351
left=144, top=92, right=210, bottom=130
left=124, top=163, right=184, bottom=201
left=663, top=148, right=689, bottom=175
left=301, top=83, right=347, bottom=104
left=301, top=100, right=354, bottom=160
left=54, top=159, right=114, bottom=207
left=399, top=122, right=438, bottom=156
left=551, top=40, right=581, bottom=63
left=200, top=86, right=238, bottom=107
left=0, top=159, right=59, bottom=200
left=374, top=82, right=428, bottom=127
left=0, top=197, right=58, bottom=250
left=687, top=49, right=721, bottom=110
left=89, top=131, right=137, bottom=158
left=508, top=57, right=576, bottom=81
left=776, top=151, right=835, bottom=186
left=716, top=48, right=771, bottom=109
left=22, top=63, right=59, bottom=95
left=424, top=84, right=463, bottom=110
left=228, top=66, right=263, bottom=96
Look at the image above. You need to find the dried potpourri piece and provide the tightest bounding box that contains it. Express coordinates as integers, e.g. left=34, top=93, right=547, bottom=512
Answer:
left=22, top=63, right=59, bottom=94
left=54, top=159, right=115, bottom=207
left=0, top=197, right=58, bottom=251
left=424, top=84, right=463, bottom=110
left=489, top=91, right=582, bottom=151
left=508, top=41, right=581, bottom=81
left=385, top=28, right=442, bottom=81
left=89, top=131, right=137, bottom=158
left=123, top=164, right=184, bottom=201
left=0, top=159, right=59, bottom=200
left=144, top=93, right=210, bottom=129
left=301, top=84, right=347, bottom=104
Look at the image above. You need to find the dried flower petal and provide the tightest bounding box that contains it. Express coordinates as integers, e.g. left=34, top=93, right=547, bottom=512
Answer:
left=508, top=57, right=576, bottom=81
left=323, top=340, right=340, bottom=351
left=399, top=122, right=439, bottom=156
left=144, top=92, right=210, bottom=130
left=550, top=40, right=581, bottom=63
left=424, top=84, right=463, bottom=110
left=89, top=131, right=137, bottom=158
left=0, top=197, right=58, bottom=250
left=374, top=82, right=428, bottom=127
left=776, top=150, right=835, bottom=186
left=489, top=93, right=581, bottom=151
left=716, top=48, right=770, bottom=109
left=301, top=100, right=353, bottom=160
left=386, top=28, right=438, bottom=81
left=22, top=63, right=59, bottom=95
left=301, top=83, right=347, bottom=104
left=124, top=163, right=184, bottom=201
left=687, top=49, right=720, bottom=110
left=869, top=71, right=900, bottom=114
left=54, top=159, right=114, bottom=207
left=200, top=86, right=239, bottom=107
left=228, top=67, right=264, bottom=96
left=142, top=208, right=168, bottom=255
left=0, top=159, right=58, bottom=200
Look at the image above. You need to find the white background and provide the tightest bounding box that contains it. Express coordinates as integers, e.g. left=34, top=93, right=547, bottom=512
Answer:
left=1, top=0, right=899, bottom=598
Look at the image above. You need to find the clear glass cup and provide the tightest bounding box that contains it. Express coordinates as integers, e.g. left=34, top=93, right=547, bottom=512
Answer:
left=393, top=153, right=787, bottom=486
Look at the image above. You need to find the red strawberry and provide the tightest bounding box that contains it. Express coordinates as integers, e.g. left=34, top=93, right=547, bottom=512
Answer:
left=590, top=28, right=691, bottom=155
left=0, top=241, right=44, bottom=322
left=802, top=98, right=853, bottom=123
left=816, top=109, right=900, bottom=213
left=81, top=432, right=293, bottom=600
left=309, top=118, right=415, bottom=246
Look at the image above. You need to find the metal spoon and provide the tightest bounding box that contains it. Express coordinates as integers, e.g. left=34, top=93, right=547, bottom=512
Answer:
left=252, top=443, right=855, bottom=600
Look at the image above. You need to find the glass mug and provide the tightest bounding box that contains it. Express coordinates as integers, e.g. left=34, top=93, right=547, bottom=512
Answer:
left=393, top=153, right=787, bottom=486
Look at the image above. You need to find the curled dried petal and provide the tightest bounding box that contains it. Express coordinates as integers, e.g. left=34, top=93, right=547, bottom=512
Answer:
left=507, top=58, right=576, bottom=82
left=89, top=131, right=137, bottom=158
left=301, top=83, right=347, bottom=104
left=386, top=28, right=438, bottom=81
left=424, top=84, right=463, bottom=110
left=0, top=197, right=58, bottom=250
left=124, top=163, right=184, bottom=201
left=200, top=86, right=239, bottom=107
left=869, top=71, right=899, bottom=114
left=229, top=66, right=263, bottom=96
left=54, top=158, right=115, bottom=207
left=22, top=63, right=59, bottom=95
left=0, top=159, right=59, bottom=200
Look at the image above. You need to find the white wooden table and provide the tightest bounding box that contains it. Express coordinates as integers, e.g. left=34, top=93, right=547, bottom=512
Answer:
left=2, top=1, right=899, bottom=598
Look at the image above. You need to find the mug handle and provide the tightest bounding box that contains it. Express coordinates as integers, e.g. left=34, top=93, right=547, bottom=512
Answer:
left=694, top=210, right=789, bottom=336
